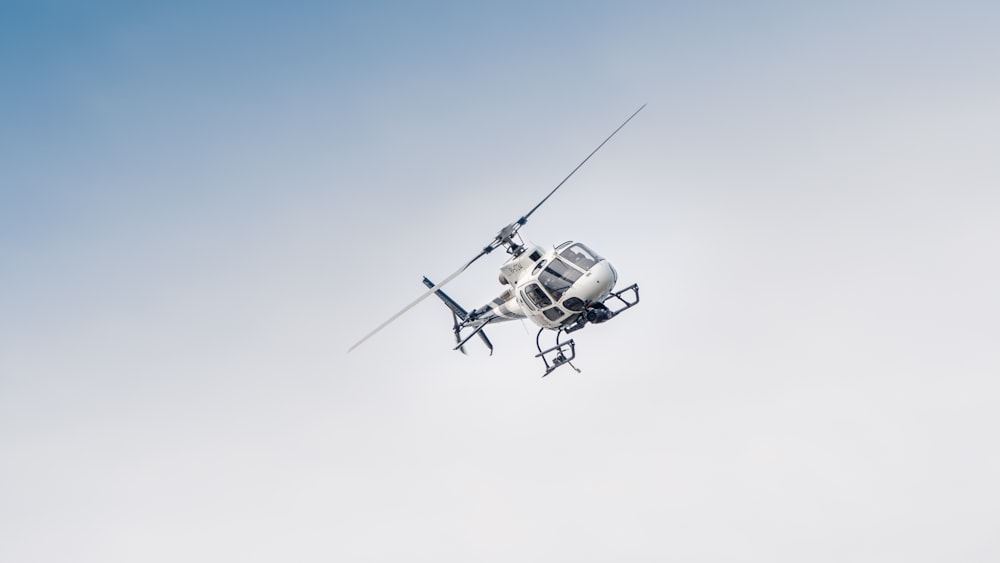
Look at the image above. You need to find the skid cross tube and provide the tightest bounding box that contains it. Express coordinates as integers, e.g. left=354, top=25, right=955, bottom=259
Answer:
left=535, top=328, right=580, bottom=377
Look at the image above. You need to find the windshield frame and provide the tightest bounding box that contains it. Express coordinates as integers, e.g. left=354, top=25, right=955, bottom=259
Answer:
left=558, top=243, right=603, bottom=271
left=538, top=258, right=582, bottom=301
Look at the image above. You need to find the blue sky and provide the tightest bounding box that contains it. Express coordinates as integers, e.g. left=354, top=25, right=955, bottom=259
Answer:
left=3, top=2, right=1000, bottom=561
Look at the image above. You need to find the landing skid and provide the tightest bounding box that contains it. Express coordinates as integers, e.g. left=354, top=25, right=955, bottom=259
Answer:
left=533, top=283, right=640, bottom=377
left=535, top=328, right=580, bottom=377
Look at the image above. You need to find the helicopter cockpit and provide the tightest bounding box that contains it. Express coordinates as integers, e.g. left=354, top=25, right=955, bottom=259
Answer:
left=521, top=242, right=615, bottom=324
left=557, top=242, right=602, bottom=270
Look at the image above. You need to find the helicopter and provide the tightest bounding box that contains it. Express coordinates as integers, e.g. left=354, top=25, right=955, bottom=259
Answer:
left=348, top=105, right=645, bottom=376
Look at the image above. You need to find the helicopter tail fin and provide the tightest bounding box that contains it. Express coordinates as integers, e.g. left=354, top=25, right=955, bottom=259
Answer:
left=422, top=277, right=494, bottom=355
left=422, top=276, right=470, bottom=321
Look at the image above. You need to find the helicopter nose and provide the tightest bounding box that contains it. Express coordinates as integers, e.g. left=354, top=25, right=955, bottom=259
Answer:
left=585, top=260, right=617, bottom=298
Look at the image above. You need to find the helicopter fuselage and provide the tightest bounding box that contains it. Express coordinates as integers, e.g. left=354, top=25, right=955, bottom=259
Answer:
left=473, top=241, right=618, bottom=330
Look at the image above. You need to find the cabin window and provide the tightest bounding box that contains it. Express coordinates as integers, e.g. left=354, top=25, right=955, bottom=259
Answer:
left=559, top=243, right=602, bottom=270
left=563, top=297, right=585, bottom=312
left=524, top=283, right=552, bottom=310
left=543, top=307, right=565, bottom=321
left=539, top=258, right=582, bottom=300
left=532, top=259, right=547, bottom=275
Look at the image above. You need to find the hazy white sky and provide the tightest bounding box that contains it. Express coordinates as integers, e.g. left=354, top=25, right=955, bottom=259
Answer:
left=2, top=1, right=999, bottom=561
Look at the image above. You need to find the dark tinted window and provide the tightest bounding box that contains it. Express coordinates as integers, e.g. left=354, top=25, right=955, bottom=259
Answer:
left=563, top=297, right=585, bottom=312
left=543, top=307, right=565, bottom=321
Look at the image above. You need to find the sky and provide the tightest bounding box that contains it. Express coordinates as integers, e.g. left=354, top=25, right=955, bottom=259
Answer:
left=2, top=1, right=999, bottom=561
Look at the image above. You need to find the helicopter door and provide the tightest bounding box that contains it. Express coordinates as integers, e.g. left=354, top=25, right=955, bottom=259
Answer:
left=523, top=283, right=552, bottom=311
left=523, top=283, right=566, bottom=322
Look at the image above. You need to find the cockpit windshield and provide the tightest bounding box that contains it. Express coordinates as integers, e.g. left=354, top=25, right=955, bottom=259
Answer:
left=538, top=258, right=582, bottom=301
left=559, top=243, right=602, bottom=271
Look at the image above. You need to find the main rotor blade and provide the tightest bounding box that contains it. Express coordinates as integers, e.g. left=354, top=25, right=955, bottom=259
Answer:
left=347, top=247, right=492, bottom=353
left=348, top=105, right=645, bottom=354
left=519, top=104, right=646, bottom=224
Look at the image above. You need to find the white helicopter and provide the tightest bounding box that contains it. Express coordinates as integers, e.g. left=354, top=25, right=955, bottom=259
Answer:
left=348, top=105, right=645, bottom=376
